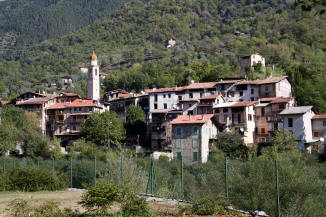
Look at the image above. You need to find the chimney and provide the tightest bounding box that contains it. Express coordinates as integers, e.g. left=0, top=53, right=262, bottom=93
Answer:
left=191, top=80, right=195, bottom=84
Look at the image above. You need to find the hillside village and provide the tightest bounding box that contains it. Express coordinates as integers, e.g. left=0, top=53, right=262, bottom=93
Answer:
left=3, top=52, right=325, bottom=164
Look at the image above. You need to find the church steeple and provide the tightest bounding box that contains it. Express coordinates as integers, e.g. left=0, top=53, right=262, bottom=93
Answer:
left=87, top=51, right=100, bottom=101
left=90, top=51, right=98, bottom=66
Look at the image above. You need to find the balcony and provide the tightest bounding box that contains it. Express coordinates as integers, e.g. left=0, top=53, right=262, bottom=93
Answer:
left=266, top=115, right=282, bottom=122
left=70, top=119, right=86, bottom=124
left=56, top=120, right=65, bottom=124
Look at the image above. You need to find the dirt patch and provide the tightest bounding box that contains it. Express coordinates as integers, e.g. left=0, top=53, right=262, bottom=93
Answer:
left=0, top=190, right=84, bottom=215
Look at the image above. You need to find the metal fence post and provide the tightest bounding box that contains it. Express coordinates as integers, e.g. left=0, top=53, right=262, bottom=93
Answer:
left=225, top=157, right=229, bottom=199
left=275, top=160, right=281, bottom=217
left=120, top=156, right=124, bottom=189
left=70, top=157, right=73, bottom=188
left=37, top=159, right=40, bottom=168
left=151, top=155, right=154, bottom=196
left=94, top=156, right=97, bottom=187
left=2, top=159, right=5, bottom=173
left=181, top=156, right=184, bottom=201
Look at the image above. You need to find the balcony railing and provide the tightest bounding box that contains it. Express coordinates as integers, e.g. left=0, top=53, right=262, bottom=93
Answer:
left=70, top=119, right=86, bottom=124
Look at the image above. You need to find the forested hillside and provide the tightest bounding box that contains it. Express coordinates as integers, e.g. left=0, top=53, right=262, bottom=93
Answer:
left=0, top=0, right=130, bottom=46
left=1, top=0, right=326, bottom=112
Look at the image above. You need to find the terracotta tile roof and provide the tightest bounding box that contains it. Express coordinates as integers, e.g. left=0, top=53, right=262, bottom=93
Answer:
left=312, top=115, right=326, bottom=119
left=171, top=114, right=215, bottom=125
left=47, top=99, right=100, bottom=109
left=216, top=79, right=245, bottom=84
left=17, top=94, right=57, bottom=105
left=100, top=72, right=108, bottom=77
left=185, top=82, right=218, bottom=89
left=236, top=76, right=288, bottom=85
left=118, top=93, right=132, bottom=98
left=232, top=101, right=258, bottom=107
left=59, top=92, right=80, bottom=97
left=260, top=97, right=293, bottom=104
left=0, top=100, right=9, bottom=105
left=146, top=86, right=185, bottom=93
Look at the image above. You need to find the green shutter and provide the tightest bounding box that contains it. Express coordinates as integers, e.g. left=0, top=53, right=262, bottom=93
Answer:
left=192, top=139, right=198, bottom=148
left=177, top=127, right=181, bottom=135
left=176, top=140, right=182, bottom=148
left=193, top=127, right=198, bottom=135
left=177, top=152, right=182, bottom=160
left=193, top=152, right=198, bottom=161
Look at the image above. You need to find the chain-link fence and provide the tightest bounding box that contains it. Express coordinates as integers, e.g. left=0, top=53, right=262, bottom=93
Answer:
left=1, top=155, right=325, bottom=216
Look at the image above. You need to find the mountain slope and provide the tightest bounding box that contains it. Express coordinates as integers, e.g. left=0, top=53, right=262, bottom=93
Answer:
left=0, top=0, right=326, bottom=112
left=0, top=0, right=131, bottom=46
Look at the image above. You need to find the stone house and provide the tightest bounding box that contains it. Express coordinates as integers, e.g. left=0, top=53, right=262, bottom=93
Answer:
left=213, top=101, right=257, bottom=146
left=46, top=99, right=103, bottom=143
left=280, top=106, right=315, bottom=150
left=171, top=114, right=218, bottom=164
left=311, top=115, right=326, bottom=154
left=254, top=97, right=295, bottom=143
left=224, top=76, right=292, bottom=102
left=240, top=53, right=265, bottom=78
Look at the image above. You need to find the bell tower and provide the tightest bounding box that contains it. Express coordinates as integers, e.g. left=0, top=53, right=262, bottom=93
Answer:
left=87, top=51, right=100, bottom=101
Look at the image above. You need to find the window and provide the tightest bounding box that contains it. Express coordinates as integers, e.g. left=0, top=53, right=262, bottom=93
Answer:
left=154, top=104, right=158, bottom=109
left=261, top=128, right=265, bottom=134
left=261, top=108, right=265, bottom=116
left=255, top=127, right=258, bottom=133
left=154, top=95, right=158, bottom=102
left=265, top=93, right=269, bottom=97
left=224, top=114, right=227, bottom=122
left=178, top=96, right=182, bottom=101
left=248, top=114, right=252, bottom=121
left=95, top=68, right=98, bottom=76
left=239, top=91, right=243, bottom=96
left=279, top=104, right=285, bottom=110
left=176, top=140, right=182, bottom=148
left=192, top=139, right=198, bottom=148
left=251, top=97, right=254, bottom=101
left=189, top=93, right=193, bottom=98
left=314, top=132, right=320, bottom=137
left=73, top=125, right=76, bottom=131
left=193, top=127, right=198, bottom=135
left=238, top=114, right=241, bottom=123
left=288, top=118, right=293, bottom=128
left=188, top=104, right=192, bottom=108
left=193, top=152, right=198, bottom=161
left=164, top=104, right=167, bottom=109
left=177, top=152, right=182, bottom=160
left=215, top=109, right=219, bottom=114
left=251, top=89, right=254, bottom=94
left=168, top=94, right=171, bottom=98
left=163, top=94, right=166, bottom=98
left=223, top=108, right=228, bottom=113
left=176, top=127, right=182, bottom=135
left=323, top=121, right=326, bottom=126
left=200, top=93, right=203, bottom=98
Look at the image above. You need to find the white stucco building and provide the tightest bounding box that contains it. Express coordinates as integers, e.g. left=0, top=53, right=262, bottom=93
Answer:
left=87, top=51, right=100, bottom=101
left=280, top=106, right=315, bottom=150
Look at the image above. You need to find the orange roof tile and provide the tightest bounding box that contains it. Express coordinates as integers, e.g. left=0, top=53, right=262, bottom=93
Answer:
left=16, top=94, right=57, bottom=105
left=200, top=94, right=222, bottom=100
left=232, top=101, right=258, bottom=107
left=312, top=115, right=326, bottom=119
left=146, top=86, right=185, bottom=93
left=236, top=76, right=288, bottom=85
left=259, top=97, right=293, bottom=104
left=90, top=51, right=97, bottom=60
left=48, top=99, right=100, bottom=109
left=171, top=114, right=215, bottom=125
left=185, top=82, right=218, bottom=89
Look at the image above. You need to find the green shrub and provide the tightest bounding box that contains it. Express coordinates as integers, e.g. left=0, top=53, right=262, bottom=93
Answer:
left=6, top=166, right=68, bottom=191
left=191, top=196, right=220, bottom=215
left=79, top=181, right=122, bottom=213
left=121, top=194, right=151, bottom=217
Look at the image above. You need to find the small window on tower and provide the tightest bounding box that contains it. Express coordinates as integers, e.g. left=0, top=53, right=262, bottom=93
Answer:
left=95, top=69, right=98, bottom=76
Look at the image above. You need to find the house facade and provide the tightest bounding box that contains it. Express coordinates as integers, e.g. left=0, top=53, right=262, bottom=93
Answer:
left=240, top=53, right=266, bottom=78
left=280, top=106, right=315, bottom=150
left=171, top=114, right=218, bottom=163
